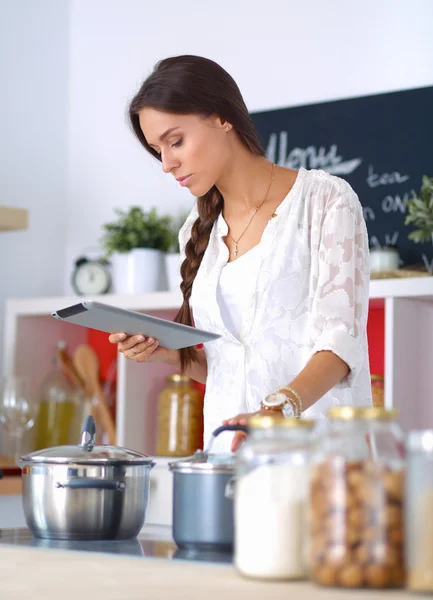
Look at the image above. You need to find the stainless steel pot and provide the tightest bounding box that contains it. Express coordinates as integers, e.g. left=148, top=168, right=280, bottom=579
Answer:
left=169, top=424, right=247, bottom=551
left=19, top=416, right=155, bottom=540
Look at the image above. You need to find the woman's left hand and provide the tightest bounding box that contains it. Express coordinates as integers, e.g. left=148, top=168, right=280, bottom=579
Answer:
left=222, top=409, right=270, bottom=452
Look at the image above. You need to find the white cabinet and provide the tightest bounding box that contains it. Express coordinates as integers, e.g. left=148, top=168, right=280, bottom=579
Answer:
left=146, top=459, right=173, bottom=526
left=368, top=277, right=433, bottom=432
left=3, top=278, right=433, bottom=471
left=2, top=291, right=183, bottom=456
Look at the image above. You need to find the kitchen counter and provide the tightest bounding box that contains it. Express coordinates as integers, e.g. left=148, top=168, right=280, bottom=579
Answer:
left=0, top=525, right=421, bottom=599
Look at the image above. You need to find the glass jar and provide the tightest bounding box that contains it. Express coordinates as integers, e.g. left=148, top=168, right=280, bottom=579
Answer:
left=405, top=430, right=433, bottom=592
left=310, top=406, right=406, bottom=589
left=35, top=343, right=84, bottom=449
left=234, top=414, right=315, bottom=580
left=156, top=374, right=203, bottom=456
left=371, top=374, right=385, bottom=408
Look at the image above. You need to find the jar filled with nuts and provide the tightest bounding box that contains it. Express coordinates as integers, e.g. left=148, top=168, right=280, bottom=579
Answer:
left=156, top=374, right=204, bottom=456
left=235, top=415, right=315, bottom=580
left=310, top=406, right=406, bottom=589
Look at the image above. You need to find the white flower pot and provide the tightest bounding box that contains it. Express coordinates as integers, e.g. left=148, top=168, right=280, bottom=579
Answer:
left=111, top=248, right=163, bottom=294
left=165, top=252, right=182, bottom=292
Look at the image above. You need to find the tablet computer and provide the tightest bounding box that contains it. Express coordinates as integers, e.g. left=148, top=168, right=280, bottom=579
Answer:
left=51, top=300, right=221, bottom=350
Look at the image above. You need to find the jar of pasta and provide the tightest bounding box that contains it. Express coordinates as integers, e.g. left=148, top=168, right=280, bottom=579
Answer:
left=156, top=374, right=204, bottom=456
left=371, top=374, right=385, bottom=408
left=234, top=414, right=315, bottom=580
left=310, top=406, right=406, bottom=589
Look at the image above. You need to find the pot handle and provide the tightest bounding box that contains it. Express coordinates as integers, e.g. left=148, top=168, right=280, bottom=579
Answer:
left=224, top=476, right=236, bottom=501
left=79, top=415, right=96, bottom=451
left=56, top=478, right=125, bottom=491
left=211, top=424, right=248, bottom=438
left=204, top=424, right=248, bottom=454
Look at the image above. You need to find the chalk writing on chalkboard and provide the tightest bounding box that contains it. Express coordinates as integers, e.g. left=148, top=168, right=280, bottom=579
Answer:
left=251, top=85, right=433, bottom=268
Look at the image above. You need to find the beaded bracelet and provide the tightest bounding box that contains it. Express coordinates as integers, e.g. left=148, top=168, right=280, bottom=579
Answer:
left=276, top=385, right=303, bottom=418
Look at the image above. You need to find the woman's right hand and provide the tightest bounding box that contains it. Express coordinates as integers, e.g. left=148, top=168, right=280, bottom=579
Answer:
left=108, top=333, right=174, bottom=364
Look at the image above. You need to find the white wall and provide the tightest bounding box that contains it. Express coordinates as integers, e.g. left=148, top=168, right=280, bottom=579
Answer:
left=64, top=0, right=433, bottom=294
left=0, top=0, right=69, bottom=372
left=1, top=0, right=433, bottom=314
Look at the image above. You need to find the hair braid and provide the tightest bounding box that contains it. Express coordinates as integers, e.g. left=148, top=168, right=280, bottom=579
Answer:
left=174, top=187, right=223, bottom=372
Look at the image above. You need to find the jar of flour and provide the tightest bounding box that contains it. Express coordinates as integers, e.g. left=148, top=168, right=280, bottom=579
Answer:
left=234, top=414, right=315, bottom=580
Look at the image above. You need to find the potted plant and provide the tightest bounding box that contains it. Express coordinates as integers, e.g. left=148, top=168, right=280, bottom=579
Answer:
left=405, top=175, right=433, bottom=244
left=100, top=206, right=172, bottom=294
left=165, top=211, right=190, bottom=292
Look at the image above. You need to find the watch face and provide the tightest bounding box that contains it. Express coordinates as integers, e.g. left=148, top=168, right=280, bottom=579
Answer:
left=263, top=392, right=286, bottom=408
left=72, top=261, right=111, bottom=295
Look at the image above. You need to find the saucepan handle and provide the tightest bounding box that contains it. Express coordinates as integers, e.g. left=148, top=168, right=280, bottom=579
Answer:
left=224, top=476, right=236, bottom=501
left=211, top=424, right=248, bottom=438
left=204, top=423, right=249, bottom=456
left=56, top=478, right=125, bottom=491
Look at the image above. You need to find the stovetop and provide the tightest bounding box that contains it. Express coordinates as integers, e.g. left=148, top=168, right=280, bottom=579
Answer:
left=0, top=525, right=233, bottom=564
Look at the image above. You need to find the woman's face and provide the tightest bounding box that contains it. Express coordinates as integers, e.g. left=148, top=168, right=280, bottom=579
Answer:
left=138, top=109, right=231, bottom=196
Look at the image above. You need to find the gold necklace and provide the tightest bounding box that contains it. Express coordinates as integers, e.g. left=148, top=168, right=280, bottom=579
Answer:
left=227, top=162, right=276, bottom=259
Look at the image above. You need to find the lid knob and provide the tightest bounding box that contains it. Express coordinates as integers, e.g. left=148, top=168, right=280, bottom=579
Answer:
left=80, top=415, right=96, bottom=452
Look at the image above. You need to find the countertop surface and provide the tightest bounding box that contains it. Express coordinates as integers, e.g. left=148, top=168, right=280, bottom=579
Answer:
left=0, top=525, right=422, bottom=599
left=0, top=524, right=232, bottom=564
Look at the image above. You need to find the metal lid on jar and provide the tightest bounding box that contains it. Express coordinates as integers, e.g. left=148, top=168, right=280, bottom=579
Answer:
left=166, top=374, right=191, bottom=383
left=408, top=430, right=433, bottom=453
left=370, top=374, right=385, bottom=382
left=168, top=450, right=235, bottom=474
left=20, top=416, right=155, bottom=466
left=248, top=415, right=315, bottom=429
left=328, top=406, right=398, bottom=420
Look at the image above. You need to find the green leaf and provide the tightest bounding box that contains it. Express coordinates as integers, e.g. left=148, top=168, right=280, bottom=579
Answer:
left=99, top=205, right=176, bottom=257
left=404, top=174, right=433, bottom=243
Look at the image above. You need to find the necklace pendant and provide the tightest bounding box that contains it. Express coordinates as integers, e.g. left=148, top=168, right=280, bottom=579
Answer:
left=233, top=244, right=239, bottom=257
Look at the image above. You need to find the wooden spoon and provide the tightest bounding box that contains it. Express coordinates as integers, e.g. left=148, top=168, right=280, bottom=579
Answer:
left=72, top=344, right=116, bottom=445
left=56, top=344, right=87, bottom=396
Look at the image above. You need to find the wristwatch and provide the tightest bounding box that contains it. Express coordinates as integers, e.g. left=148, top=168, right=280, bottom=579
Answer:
left=261, top=391, right=296, bottom=418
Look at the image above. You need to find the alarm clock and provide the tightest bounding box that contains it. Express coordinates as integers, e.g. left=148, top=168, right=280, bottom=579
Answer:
left=71, top=256, right=112, bottom=296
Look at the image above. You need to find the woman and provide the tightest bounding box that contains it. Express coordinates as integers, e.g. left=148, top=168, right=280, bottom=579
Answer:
left=109, top=55, right=372, bottom=453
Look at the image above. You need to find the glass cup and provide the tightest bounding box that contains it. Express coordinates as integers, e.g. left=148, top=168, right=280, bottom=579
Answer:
left=0, top=375, right=37, bottom=463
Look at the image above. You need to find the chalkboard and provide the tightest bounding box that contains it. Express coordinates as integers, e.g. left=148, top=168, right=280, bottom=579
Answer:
left=251, top=85, right=433, bottom=269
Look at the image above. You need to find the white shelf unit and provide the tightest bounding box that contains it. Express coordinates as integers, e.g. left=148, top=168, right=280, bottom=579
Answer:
left=3, top=278, right=433, bottom=456
left=3, top=291, right=182, bottom=455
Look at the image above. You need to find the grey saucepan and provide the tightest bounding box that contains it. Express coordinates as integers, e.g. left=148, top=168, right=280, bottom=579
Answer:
left=169, top=424, right=248, bottom=551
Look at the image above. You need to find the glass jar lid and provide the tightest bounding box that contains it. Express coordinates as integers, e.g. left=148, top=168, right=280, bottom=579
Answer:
left=166, top=374, right=191, bottom=383
left=20, top=416, right=154, bottom=466
left=248, top=415, right=315, bottom=429
left=371, top=374, right=385, bottom=382
left=328, top=406, right=398, bottom=421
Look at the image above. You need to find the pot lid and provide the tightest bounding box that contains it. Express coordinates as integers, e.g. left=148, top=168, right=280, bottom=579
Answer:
left=168, top=424, right=248, bottom=473
left=169, top=451, right=236, bottom=473
left=20, top=416, right=155, bottom=466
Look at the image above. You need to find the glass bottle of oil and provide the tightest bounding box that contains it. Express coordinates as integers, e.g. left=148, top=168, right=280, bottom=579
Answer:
left=35, top=342, right=82, bottom=449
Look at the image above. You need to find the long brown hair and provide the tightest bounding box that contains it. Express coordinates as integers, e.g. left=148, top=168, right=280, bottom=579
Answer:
left=128, top=55, right=264, bottom=372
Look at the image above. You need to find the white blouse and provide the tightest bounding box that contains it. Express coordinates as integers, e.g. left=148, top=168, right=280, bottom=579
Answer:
left=179, top=167, right=372, bottom=453
left=216, top=245, right=261, bottom=338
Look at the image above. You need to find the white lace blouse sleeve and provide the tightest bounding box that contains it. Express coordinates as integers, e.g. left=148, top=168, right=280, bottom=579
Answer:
left=309, top=188, right=370, bottom=387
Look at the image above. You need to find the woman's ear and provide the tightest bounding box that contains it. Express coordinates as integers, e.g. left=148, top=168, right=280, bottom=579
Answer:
left=210, top=114, right=232, bottom=131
